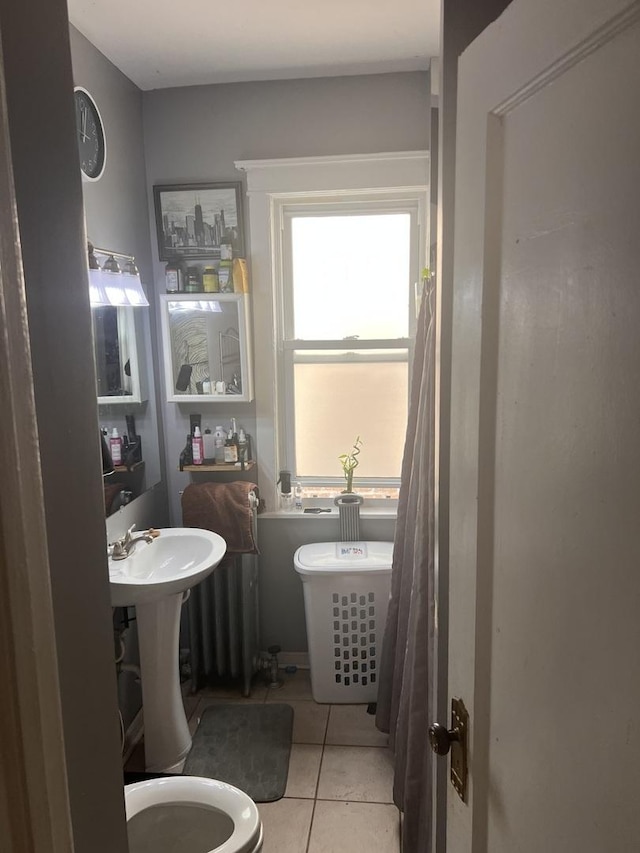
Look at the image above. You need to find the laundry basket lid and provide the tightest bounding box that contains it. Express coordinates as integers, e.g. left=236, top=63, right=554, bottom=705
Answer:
left=294, top=541, right=393, bottom=575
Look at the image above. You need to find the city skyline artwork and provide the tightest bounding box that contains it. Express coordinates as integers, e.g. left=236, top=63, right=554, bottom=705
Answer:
left=154, top=182, right=244, bottom=260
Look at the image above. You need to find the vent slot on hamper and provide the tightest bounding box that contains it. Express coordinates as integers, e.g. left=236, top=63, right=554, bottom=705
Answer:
left=332, top=590, right=377, bottom=688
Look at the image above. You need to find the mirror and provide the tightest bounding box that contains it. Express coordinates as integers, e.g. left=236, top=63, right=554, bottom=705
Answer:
left=160, top=294, right=253, bottom=403
left=94, top=298, right=161, bottom=518
left=87, top=242, right=162, bottom=516
left=93, top=307, right=143, bottom=402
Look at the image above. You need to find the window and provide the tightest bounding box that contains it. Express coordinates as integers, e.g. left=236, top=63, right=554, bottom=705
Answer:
left=236, top=150, right=429, bottom=509
left=276, top=196, right=422, bottom=495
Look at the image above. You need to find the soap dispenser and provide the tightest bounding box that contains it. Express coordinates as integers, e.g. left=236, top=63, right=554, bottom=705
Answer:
left=214, top=426, right=226, bottom=464
left=278, top=470, right=293, bottom=512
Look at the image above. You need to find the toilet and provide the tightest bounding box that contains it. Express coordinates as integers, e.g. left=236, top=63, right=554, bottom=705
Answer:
left=124, top=776, right=263, bottom=853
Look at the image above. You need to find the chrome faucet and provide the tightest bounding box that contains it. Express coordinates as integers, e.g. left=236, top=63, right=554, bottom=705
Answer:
left=108, top=524, right=154, bottom=561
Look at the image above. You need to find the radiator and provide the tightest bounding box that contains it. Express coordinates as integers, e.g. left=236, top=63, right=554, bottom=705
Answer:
left=187, top=492, right=260, bottom=697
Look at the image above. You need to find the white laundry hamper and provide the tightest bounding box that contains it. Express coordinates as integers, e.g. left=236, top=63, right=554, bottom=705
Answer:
left=294, top=541, right=393, bottom=703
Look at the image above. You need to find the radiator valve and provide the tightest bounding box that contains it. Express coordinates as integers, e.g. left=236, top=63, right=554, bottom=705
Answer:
left=265, top=644, right=283, bottom=689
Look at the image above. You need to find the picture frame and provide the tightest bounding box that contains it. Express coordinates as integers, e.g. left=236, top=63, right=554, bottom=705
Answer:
left=153, top=182, right=245, bottom=261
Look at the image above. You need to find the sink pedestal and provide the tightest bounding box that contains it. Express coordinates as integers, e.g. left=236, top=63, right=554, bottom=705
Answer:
left=137, top=592, right=191, bottom=772
left=108, top=528, right=227, bottom=771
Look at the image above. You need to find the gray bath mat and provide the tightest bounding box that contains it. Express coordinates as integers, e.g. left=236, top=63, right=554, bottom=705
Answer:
left=183, top=703, right=293, bottom=802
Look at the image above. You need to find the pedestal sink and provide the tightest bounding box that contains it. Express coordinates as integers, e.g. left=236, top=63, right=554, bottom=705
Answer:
left=109, top=527, right=226, bottom=772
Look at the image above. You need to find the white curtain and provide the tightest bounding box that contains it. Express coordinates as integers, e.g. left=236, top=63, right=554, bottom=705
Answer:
left=377, top=279, right=436, bottom=852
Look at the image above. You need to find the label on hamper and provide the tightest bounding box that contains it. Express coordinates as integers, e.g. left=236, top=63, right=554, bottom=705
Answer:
left=337, top=543, right=367, bottom=558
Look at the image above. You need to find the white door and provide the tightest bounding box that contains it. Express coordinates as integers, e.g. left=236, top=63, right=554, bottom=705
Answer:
left=446, top=0, right=640, bottom=850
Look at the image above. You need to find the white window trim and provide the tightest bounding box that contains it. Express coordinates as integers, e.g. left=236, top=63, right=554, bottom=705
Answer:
left=235, top=151, right=429, bottom=511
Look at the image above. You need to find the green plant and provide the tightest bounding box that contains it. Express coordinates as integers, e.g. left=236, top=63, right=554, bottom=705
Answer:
left=338, top=436, right=362, bottom=493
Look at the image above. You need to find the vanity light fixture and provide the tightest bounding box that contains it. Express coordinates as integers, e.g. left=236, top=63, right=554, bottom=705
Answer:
left=88, top=242, right=149, bottom=307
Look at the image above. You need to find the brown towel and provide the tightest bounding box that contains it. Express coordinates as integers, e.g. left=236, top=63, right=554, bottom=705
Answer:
left=181, top=481, right=258, bottom=554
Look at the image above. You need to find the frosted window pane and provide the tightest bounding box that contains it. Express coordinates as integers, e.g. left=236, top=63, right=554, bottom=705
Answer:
left=291, top=214, right=411, bottom=340
left=294, top=359, right=408, bottom=478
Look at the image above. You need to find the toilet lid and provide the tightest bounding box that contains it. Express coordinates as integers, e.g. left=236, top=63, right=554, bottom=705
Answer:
left=125, top=777, right=262, bottom=853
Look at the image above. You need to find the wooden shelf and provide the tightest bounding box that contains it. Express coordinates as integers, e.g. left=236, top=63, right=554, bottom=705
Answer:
left=181, top=461, right=255, bottom=472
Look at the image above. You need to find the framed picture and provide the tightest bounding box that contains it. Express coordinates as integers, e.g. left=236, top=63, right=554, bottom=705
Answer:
left=153, top=182, right=245, bottom=261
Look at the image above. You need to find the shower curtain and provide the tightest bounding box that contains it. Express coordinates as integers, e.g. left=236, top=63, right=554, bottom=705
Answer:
left=377, top=278, right=436, bottom=852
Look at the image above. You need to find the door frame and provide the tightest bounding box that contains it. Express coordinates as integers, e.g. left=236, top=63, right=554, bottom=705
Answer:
left=432, top=2, right=514, bottom=850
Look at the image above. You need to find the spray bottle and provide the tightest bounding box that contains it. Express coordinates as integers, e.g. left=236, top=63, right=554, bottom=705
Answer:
left=109, top=427, right=122, bottom=466
left=191, top=426, right=204, bottom=465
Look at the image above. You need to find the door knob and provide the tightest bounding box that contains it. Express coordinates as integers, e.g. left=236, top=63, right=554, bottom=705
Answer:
left=428, top=698, right=469, bottom=802
left=428, top=722, right=460, bottom=756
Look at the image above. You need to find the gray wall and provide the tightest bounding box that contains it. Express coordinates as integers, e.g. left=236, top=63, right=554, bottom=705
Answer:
left=69, top=26, right=171, bottom=729
left=0, top=3, right=128, bottom=850
left=259, top=516, right=397, bottom=651
left=70, top=25, right=166, bottom=501
left=143, top=71, right=430, bottom=174
left=143, top=71, right=429, bottom=650
left=70, top=26, right=151, bottom=265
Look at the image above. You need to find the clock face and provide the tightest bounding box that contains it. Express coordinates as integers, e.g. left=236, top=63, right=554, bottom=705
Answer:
left=74, top=87, right=106, bottom=180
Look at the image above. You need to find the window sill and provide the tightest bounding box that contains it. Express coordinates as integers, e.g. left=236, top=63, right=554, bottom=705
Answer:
left=259, top=506, right=398, bottom=521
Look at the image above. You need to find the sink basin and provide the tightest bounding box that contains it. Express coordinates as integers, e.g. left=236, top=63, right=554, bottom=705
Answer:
left=109, top=527, right=226, bottom=607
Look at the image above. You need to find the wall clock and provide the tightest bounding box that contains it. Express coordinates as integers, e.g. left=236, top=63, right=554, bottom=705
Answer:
left=73, top=86, right=106, bottom=181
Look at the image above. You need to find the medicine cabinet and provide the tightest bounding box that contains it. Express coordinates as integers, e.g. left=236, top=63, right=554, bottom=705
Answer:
left=159, top=293, right=254, bottom=403
left=92, top=306, right=145, bottom=404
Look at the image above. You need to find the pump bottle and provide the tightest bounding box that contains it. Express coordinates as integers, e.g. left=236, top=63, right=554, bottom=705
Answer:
left=214, top=425, right=226, bottom=464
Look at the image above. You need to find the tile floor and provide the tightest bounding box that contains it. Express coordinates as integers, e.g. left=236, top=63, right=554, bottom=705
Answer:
left=126, top=669, right=401, bottom=852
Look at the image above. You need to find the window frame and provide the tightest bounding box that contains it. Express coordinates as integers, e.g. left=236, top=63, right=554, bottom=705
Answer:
left=235, top=151, right=429, bottom=511
left=274, top=193, right=424, bottom=493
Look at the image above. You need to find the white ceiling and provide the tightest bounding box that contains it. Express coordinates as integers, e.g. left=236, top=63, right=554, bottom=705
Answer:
left=67, top=0, right=440, bottom=91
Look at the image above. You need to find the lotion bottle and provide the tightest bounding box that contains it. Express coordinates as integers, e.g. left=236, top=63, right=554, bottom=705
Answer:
left=192, top=426, right=204, bottom=465
left=110, top=427, right=122, bottom=466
